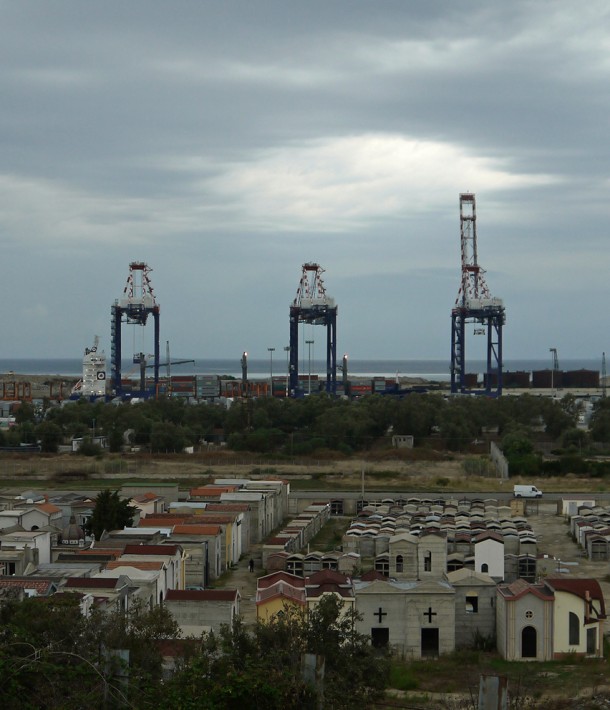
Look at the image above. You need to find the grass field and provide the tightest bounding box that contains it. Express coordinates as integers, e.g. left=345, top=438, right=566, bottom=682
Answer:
left=388, top=646, right=610, bottom=706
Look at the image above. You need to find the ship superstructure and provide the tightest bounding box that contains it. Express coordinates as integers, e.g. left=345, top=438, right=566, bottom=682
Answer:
left=81, top=336, right=107, bottom=398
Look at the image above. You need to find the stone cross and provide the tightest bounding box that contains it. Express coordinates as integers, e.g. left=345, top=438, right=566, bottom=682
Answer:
left=374, top=607, right=387, bottom=623
left=424, top=606, right=437, bottom=623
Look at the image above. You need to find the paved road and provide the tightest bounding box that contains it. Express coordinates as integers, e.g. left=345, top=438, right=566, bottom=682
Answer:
left=290, top=490, right=610, bottom=502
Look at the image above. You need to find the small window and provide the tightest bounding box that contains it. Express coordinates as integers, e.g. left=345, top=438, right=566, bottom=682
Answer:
left=396, top=555, right=403, bottom=573
left=569, top=611, right=580, bottom=646
left=375, top=558, right=389, bottom=576
left=465, top=594, right=478, bottom=613
left=525, top=610, right=533, bottom=619
left=481, top=563, right=489, bottom=573
left=424, top=551, right=432, bottom=572
left=518, top=556, right=536, bottom=583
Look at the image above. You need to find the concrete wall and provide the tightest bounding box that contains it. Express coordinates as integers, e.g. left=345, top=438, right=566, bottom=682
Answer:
left=355, top=579, right=455, bottom=659
left=165, top=597, right=239, bottom=635
left=552, top=590, right=602, bottom=657
left=474, top=538, right=504, bottom=579
left=452, top=582, right=496, bottom=648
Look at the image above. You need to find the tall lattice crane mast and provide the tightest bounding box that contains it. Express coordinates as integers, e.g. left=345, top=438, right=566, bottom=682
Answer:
left=111, top=261, right=161, bottom=398
left=451, top=194, right=506, bottom=396
left=289, top=263, right=338, bottom=397
left=456, top=194, right=493, bottom=307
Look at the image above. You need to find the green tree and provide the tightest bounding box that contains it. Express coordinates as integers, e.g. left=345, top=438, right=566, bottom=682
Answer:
left=501, top=431, right=534, bottom=458
left=162, top=596, right=388, bottom=710
left=35, top=421, right=62, bottom=453
left=590, top=399, right=610, bottom=443
left=88, top=489, right=137, bottom=539
left=107, top=427, right=124, bottom=453
left=14, top=401, right=36, bottom=425
left=561, top=427, right=589, bottom=452
left=0, top=595, right=179, bottom=710
left=149, top=421, right=188, bottom=452
left=501, top=430, right=540, bottom=476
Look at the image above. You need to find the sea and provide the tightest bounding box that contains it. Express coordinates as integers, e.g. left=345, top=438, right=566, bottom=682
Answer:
left=0, top=357, right=604, bottom=382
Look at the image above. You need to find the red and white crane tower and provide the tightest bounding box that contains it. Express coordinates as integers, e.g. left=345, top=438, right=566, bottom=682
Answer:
left=450, top=194, right=505, bottom=395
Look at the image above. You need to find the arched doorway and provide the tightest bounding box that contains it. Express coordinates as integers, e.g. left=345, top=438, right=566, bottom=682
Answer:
left=521, top=625, right=537, bottom=658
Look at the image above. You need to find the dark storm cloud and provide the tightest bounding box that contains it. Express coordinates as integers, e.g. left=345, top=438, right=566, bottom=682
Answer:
left=0, top=1, right=609, bottom=359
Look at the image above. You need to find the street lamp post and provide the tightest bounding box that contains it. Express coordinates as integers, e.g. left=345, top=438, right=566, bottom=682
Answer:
left=284, top=346, right=290, bottom=397
left=268, top=347, right=275, bottom=397
left=306, top=340, right=314, bottom=394
left=550, top=347, right=558, bottom=396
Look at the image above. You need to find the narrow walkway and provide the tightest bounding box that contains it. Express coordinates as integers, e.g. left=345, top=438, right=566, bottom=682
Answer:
left=222, top=543, right=263, bottom=625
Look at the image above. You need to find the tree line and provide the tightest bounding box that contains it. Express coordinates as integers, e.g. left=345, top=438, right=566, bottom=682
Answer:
left=4, top=392, right=610, bottom=464
left=0, top=593, right=387, bottom=709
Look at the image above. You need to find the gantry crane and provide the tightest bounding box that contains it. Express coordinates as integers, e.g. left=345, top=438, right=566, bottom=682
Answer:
left=450, top=194, right=506, bottom=396
left=111, top=262, right=160, bottom=398
left=289, top=263, right=338, bottom=397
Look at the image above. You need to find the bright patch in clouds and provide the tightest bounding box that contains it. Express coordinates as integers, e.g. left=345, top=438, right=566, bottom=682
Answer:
left=207, top=134, right=557, bottom=231
left=0, top=133, right=558, bottom=251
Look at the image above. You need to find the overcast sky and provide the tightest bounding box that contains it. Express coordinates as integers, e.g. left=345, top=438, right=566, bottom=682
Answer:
left=1, top=1, right=609, bottom=364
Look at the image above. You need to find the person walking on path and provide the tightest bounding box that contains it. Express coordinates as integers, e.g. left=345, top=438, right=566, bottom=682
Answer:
left=248, top=558, right=254, bottom=573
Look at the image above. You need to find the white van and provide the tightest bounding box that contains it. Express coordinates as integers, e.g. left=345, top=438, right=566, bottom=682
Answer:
left=513, top=484, right=542, bottom=498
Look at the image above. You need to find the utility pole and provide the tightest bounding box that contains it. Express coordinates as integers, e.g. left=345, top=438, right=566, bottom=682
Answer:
left=550, top=347, right=558, bottom=396
left=241, top=351, right=248, bottom=397
left=268, top=347, right=275, bottom=397
left=284, top=346, right=290, bottom=397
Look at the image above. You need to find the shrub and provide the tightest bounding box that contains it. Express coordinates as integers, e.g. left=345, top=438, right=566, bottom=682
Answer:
left=389, top=662, right=419, bottom=691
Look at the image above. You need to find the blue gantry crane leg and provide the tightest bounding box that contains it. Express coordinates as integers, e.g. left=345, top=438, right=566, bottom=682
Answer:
left=110, top=262, right=161, bottom=399
left=288, top=263, right=338, bottom=398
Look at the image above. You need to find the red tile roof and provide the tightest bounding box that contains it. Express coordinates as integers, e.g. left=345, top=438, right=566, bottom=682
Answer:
left=360, top=570, right=389, bottom=582
left=189, top=486, right=238, bottom=497
left=306, top=569, right=350, bottom=586
left=65, top=578, right=123, bottom=590
left=257, top=571, right=305, bottom=589
left=74, top=549, right=122, bottom=558
left=0, top=578, right=55, bottom=595
left=499, top=579, right=554, bottom=602
left=205, top=503, right=250, bottom=512
left=132, top=493, right=161, bottom=504
left=165, top=589, right=238, bottom=602
left=306, top=584, right=354, bottom=598
left=139, top=515, right=190, bottom=527
left=265, top=537, right=291, bottom=545
left=172, top=525, right=221, bottom=536
left=35, top=503, right=62, bottom=515
left=122, top=544, right=180, bottom=556
left=546, top=577, right=607, bottom=618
